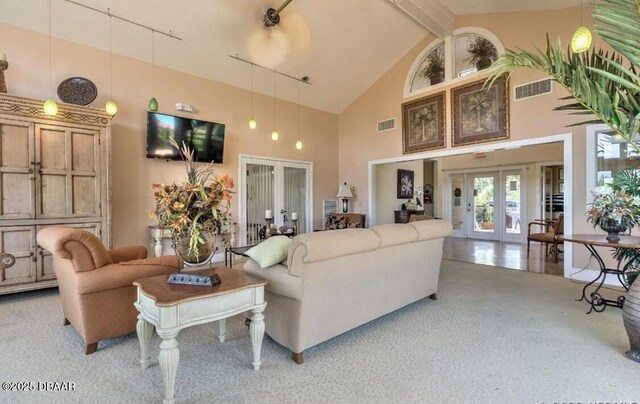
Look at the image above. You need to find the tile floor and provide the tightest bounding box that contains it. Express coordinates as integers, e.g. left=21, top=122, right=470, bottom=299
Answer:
left=442, top=237, right=564, bottom=276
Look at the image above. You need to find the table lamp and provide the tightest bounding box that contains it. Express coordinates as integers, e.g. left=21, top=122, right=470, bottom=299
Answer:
left=337, top=182, right=353, bottom=213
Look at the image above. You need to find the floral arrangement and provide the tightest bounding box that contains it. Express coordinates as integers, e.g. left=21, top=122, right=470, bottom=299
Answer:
left=586, top=185, right=640, bottom=232
left=151, top=139, right=234, bottom=261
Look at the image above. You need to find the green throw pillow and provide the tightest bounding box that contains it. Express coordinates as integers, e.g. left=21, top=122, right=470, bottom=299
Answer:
left=245, top=236, right=292, bottom=269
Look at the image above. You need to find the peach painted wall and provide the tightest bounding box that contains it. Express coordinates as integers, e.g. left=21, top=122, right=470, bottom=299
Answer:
left=338, top=7, right=603, bottom=270
left=0, top=23, right=339, bottom=248
left=374, top=160, right=424, bottom=224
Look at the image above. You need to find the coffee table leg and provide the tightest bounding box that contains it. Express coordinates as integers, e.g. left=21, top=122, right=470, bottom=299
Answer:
left=249, top=302, right=267, bottom=371
left=136, top=314, right=154, bottom=369
left=157, top=330, right=180, bottom=404
left=217, top=319, right=226, bottom=342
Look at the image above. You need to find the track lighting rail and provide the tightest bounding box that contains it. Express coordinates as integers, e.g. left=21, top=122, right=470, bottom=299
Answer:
left=229, top=54, right=311, bottom=85
left=64, top=0, right=183, bottom=41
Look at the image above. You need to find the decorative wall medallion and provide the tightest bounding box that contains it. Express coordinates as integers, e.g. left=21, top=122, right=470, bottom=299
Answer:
left=57, top=77, right=98, bottom=106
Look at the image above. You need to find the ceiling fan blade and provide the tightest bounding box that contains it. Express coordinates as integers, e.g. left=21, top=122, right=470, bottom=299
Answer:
left=278, top=11, right=311, bottom=55
left=246, top=27, right=291, bottom=68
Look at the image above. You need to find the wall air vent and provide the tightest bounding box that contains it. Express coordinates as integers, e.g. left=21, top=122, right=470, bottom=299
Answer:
left=377, top=118, right=396, bottom=133
left=514, top=78, right=552, bottom=101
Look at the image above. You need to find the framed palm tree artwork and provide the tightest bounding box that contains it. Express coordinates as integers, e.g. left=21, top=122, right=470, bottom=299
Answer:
left=401, top=91, right=446, bottom=154
left=451, top=74, right=509, bottom=146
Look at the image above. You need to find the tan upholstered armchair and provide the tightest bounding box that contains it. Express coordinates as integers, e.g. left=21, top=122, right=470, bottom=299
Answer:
left=36, top=226, right=180, bottom=354
left=325, top=213, right=366, bottom=230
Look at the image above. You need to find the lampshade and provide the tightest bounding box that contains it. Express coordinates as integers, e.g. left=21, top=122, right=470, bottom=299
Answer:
left=148, top=97, right=158, bottom=112
left=337, top=182, right=353, bottom=199
left=271, top=129, right=279, bottom=141
left=249, top=117, right=257, bottom=129
left=295, top=140, right=303, bottom=150
left=571, top=26, right=592, bottom=53
left=43, top=98, right=58, bottom=116
left=105, top=100, right=118, bottom=116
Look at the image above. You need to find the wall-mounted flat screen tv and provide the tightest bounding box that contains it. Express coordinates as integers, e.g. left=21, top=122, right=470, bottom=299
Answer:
left=146, top=112, right=225, bottom=163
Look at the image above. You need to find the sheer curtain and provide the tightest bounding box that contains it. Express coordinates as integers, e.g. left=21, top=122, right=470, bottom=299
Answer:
left=284, top=167, right=307, bottom=234
left=246, top=163, right=274, bottom=245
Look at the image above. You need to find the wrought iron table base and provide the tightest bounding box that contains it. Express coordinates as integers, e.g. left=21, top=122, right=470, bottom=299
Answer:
left=577, top=244, right=628, bottom=314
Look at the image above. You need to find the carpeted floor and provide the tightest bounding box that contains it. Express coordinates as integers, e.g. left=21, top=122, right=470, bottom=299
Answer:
left=0, top=259, right=638, bottom=404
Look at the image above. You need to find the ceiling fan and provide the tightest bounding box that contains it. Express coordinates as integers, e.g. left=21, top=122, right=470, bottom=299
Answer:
left=263, top=0, right=294, bottom=27
left=247, top=0, right=310, bottom=68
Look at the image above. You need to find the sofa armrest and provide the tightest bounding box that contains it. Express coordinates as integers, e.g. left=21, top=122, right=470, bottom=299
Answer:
left=108, top=246, right=148, bottom=263
left=242, top=259, right=303, bottom=301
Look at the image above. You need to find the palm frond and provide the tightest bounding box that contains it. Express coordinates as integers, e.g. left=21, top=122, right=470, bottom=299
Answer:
left=593, top=0, right=640, bottom=66
left=489, top=12, right=640, bottom=150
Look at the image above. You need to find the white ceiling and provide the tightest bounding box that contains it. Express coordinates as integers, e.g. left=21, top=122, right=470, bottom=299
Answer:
left=0, top=0, right=582, bottom=114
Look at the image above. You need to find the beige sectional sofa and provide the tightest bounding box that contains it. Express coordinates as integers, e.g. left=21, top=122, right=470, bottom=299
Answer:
left=242, top=219, right=453, bottom=363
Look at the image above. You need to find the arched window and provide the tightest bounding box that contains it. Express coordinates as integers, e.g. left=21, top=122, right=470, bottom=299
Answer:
left=404, top=27, right=504, bottom=98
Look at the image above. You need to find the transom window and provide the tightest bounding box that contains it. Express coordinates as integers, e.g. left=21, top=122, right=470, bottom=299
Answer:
left=404, top=27, right=504, bottom=99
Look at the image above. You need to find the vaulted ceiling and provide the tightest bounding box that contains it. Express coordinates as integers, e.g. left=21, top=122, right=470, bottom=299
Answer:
left=0, top=0, right=582, bottom=113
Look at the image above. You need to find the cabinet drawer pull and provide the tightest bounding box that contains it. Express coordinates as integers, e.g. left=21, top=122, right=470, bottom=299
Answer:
left=0, top=253, right=16, bottom=269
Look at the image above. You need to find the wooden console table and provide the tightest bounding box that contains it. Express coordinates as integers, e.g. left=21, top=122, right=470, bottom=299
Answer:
left=559, top=234, right=640, bottom=313
left=134, top=267, right=267, bottom=404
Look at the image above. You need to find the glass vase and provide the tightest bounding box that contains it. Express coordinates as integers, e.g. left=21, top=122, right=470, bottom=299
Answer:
left=172, top=229, right=217, bottom=265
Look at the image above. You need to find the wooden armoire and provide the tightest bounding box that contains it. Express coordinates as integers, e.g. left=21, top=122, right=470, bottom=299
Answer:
left=0, top=94, right=112, bottom=294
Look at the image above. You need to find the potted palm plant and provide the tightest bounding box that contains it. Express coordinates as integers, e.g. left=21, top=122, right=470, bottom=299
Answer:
left=488, top=0, right=640, bottom=362
left=419, top=45, right=445, bottom=85
left=465, top=36, right=498, bottom=70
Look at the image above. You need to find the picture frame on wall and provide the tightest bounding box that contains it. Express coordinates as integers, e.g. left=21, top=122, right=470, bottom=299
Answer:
left=451, top=74, right=509, bottom=147
left=397, top=169, right=415, bottom=199
left=401, top=91, right=446, bottom=154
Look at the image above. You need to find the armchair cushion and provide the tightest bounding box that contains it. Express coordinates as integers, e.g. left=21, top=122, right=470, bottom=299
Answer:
left=108, top=246, right=147, bottom=263
left=76, top=255, right=180, bottom=295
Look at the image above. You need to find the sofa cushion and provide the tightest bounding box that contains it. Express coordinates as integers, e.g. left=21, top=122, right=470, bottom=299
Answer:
left=288, top=228, right=379, bottom=268
left=371, top=224, right=418, bottom=248
left=246, top=236, right=292, bottom=269
left=242, top=259, right=303, bottom=301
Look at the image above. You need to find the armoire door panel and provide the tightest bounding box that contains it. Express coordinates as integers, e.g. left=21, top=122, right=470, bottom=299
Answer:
left=0, top=226, right=36, bottom=286
left=1, top=122, right=30, bottom=168
left=71, top=131, right=96, bottom=171
left=38, top=127, right=67, bottom=170
left=2, top=173, right=34, bottom=217
left=39, top=174, right=68, bottom=216
left=0, top=119, right=35, bottom=220
left=72, top=176, right=97, bottom=215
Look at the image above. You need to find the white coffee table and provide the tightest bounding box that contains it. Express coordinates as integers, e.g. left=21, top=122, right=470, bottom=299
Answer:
left=134, top=267, right=267, bottom=404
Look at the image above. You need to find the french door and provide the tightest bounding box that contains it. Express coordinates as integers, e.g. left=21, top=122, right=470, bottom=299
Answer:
left=238, top=156, right=312, bottom=245
left=468, top=172, right=499, bottom=241
left=447, top=168, right=525, bottom=242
